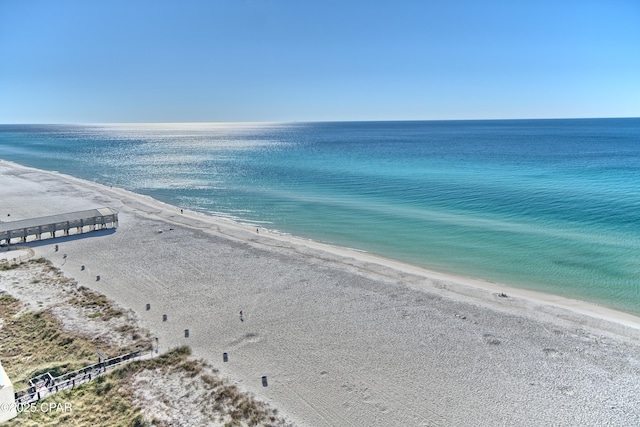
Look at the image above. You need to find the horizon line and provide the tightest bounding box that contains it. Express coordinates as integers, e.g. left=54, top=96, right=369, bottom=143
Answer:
left=2, top=116, right=639, bottom=126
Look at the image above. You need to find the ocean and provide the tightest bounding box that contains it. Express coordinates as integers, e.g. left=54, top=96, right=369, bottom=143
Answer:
left=1, top=119, right=639, bottom=314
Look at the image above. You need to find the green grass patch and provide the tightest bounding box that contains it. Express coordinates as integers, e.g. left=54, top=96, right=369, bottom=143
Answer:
left=1, top=262, right=23, bottom=271
left=1, top=261, right=288, bottom=427
left=5, top=372, right=145, bottom=427
left=0, top=308, right=97, bottom=389
left=5, top=347, right=197, bottom=427
left=69, top=286, right=124, bottom=320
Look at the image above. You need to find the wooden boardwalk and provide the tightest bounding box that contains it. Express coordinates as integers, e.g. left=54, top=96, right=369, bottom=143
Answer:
left=13, top=350, right=148, bottom=407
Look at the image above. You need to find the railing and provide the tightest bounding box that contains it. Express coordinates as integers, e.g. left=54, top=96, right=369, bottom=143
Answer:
left=0, top=246, right=35, bottom=266
left=14, top=350, right=144, bottom=406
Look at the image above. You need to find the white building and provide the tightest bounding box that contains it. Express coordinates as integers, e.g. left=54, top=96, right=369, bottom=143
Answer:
left=0, top=361, right=17, bottom=422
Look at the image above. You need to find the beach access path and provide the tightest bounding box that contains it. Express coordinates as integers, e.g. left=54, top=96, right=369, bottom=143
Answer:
left=2, top=159, right=640, bottom=426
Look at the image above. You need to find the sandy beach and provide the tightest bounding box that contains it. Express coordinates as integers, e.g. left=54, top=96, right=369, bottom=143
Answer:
left=2, top=159, right=640, bottom=426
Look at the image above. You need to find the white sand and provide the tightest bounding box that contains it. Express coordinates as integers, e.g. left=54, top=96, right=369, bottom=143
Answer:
left=2, top=159, right=640, bottom=426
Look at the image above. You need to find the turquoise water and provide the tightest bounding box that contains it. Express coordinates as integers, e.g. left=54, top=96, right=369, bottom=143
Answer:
left=1, top=119, right=640, bottom=314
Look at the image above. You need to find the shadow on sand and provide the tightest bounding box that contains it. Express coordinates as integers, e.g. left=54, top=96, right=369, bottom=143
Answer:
left=7, top=228, right=117, bottom=249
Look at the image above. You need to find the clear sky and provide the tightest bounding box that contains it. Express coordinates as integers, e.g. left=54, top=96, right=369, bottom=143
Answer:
left=1, top=0, right=638, bottom=123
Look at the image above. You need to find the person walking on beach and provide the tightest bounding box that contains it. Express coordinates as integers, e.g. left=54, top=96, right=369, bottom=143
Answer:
left=239, top=310, right=244, bottom=322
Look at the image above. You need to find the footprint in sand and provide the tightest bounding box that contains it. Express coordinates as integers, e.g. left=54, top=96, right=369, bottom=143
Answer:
left=482, top=333, right=501, bottom=345
left=228, top=332, right=262, bottom=348
left=543, top=348, right=561, bottom=358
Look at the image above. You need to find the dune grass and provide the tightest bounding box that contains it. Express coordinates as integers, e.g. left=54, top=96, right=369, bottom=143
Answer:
left=1, top=260, right=289, bottom=426
left=4, top=373, right=146, bottom=427
left=0, top=293, right=98, bottom=389
left=0, top=258, right=149, bottom=389
left=6, top=346, right=287, bottom=427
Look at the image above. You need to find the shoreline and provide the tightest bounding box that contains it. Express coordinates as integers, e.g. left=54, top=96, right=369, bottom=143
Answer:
left=3, top=158, right=640, bottom=425
left=2, top=159, right=639, bottom=334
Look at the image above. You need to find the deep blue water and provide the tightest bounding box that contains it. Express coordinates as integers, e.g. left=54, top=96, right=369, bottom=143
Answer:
left=1, top=119, right=640, bottom=314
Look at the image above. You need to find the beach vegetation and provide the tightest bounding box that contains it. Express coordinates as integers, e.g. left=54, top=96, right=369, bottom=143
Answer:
left=0, top=259, right=149, bottom=389
left=69, top=286, right=124, bottom=320
left=0, top=304, right=96, bottom=389
left=6, top=346, right=289, bottom=427
left=1, top=260, right=290, bottom=426
left=1, top=262, right=22, bottom=271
